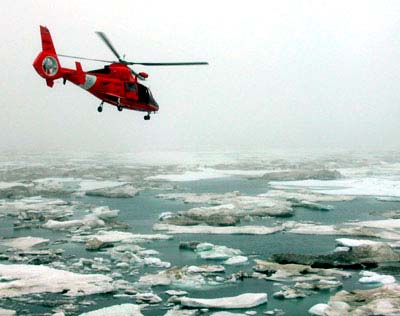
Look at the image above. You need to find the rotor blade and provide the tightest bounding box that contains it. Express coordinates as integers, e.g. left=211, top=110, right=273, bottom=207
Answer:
left=95, top=31, right=122, bottom=61
left=126, top=61, right=209, bottom=66
left=58, top=54, right=115, bottom=63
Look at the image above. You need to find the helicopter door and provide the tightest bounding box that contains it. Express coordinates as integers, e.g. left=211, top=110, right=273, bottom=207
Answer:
left=125, top=82, right=137, bottom=99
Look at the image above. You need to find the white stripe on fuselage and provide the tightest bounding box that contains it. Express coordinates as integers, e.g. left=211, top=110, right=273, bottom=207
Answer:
left=79, top=75, right=96, bottom=90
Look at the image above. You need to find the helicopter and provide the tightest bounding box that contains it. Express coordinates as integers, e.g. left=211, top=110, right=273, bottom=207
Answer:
left=33, top=26, right=208, bottom=120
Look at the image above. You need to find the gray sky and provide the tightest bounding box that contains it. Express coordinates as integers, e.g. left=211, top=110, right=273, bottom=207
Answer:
left=1, top=0, right=400, bottom=153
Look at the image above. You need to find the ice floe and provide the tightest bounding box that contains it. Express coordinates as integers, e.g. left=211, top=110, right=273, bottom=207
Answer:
left=262, top=169, right=342, bottom=181
left=336, top=238, right=383, bottom=248
left=178, top=293, right=268, bottom=309
left=138, top=266, right=207, bottom=288
left=0, top=236, right=49, bottom=250
left=308, top=303, right=330, bottom=315
left=270, top=177, right=400, bottom=197
left=147, top=168, right=270, bottom=182
left=0, top=264, right=114, bottom=297
left=358, top=271, right=396, bottom=285
left=210, top=313, right=246, bottom=316
left=164, top=306, right=199, bottom=316
left=78, top=304, right=143, bottom=316
left=85, top=184, right=141, bottom=198
left=153, top=224, right=284, bottom=235
left=315, top=283, right=400, bottom=315
left=262, top=189, right=354, bottom=202
left=0, top=308, right=16, bottom=316
left=195, top=243, right=242, bottom=260
left=224, top=256, right=248, bottom=265
left=158, top=192, right=293, bottom=226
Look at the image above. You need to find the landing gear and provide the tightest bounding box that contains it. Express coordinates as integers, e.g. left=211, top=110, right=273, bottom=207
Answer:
left=117, top=106, right=123, bottom=112
left=97, top=101, right=104, bottom=113
left=144, top=114, right=151, bottom=120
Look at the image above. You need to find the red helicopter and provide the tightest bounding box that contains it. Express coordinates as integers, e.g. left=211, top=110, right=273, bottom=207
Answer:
left=33, top=26, right=208, bottom=120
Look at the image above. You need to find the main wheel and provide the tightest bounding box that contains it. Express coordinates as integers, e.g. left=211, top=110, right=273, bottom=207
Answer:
left=144, top=115, right=150, bottom=120
left=97, top=106, right=103, bottom=113
left=117, top=106, right=123, bottom=112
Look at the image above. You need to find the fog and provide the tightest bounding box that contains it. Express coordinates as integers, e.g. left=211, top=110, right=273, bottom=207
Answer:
left=1, top=0, right=400, bottom=153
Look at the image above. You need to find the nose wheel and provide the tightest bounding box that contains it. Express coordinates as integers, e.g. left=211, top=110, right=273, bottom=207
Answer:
left=144, top=114, right=151, bottom=120
left=117, top=106, right=123, bottom=112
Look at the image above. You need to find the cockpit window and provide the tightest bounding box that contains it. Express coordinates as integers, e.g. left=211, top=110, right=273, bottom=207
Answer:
left=126, top=83, right=136, bottom=92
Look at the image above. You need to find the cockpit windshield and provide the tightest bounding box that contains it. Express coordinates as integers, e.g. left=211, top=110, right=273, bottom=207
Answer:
left=138, top=83, right=159, bottom=108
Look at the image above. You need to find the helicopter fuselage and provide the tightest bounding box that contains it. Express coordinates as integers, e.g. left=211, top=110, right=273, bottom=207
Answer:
left=33, top=26, right=158, bottom=116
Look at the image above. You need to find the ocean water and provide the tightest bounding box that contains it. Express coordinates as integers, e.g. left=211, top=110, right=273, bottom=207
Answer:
left=0, top=152, right=399, bottom=316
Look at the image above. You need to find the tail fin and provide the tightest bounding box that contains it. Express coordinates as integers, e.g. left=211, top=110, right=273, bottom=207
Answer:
left=33, top=26, right=63, bottom=87
left=40, top=25, right=56, bottom=54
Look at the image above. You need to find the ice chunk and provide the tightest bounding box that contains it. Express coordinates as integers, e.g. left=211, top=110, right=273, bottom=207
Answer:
left=153, top=224, right=284, bottom=235
left=43, top=214, right=105, bottom=230
left=263, top=189, right=354, bottom=202
left=164, top=307, right=198, bottom=316
left=262, top=169, right=342, bottom=181
left=0, top=308, right=16, bottom=316
left=78, top=304, right=143, bottom=316
left=73, top=230, right=172, bottom=250
left=139, top=266, right=207, bottom=288
left=135, top=292, right=162, bottom=304
left=165, top=290, right=188, bottom=296
left=211, top=313, right=246, bottom=316
left=223, top=256, right=248, bottom=265
left=1, top=236, right=49, bottom=250
left=147, top=168, right=269, bottom=182
left=179, top=293, right=268, bottom=309
left=359, top=271, right=395, bottom=285
left=195, top=243, right=242, bottom=260
left=308, top=303, right=329, bottom=315
left=91, top=206, right=119, bottom=219
left=187, top=265, right=225, bottom=273
left=270, top=178, right=400, bottom=197
left=0, top=264, right=114, bottom=297
left=0, top=182, right=28, bottom=189
left=85, top=184, right=140, bottom=198
left=158, top=192, right=293, bottom=226
left=336, top=238, right=383, bottom=247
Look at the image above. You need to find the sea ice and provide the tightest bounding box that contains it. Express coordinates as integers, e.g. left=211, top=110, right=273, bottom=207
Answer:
left=308, top=303, right=329, bottom=316
left=73, top=230, right=172, bottom=249
left=179, top=293, right=268, bottom=309
left=153, top=224, right=284, bottom=235
left=262, top=189, right=354, bottom=202
left=157, top=192, right=293, bottom=225
left=0, top=197, right=73, bottom=217
left=78, top=304, right=143, bottom=316
left=0, top=264, right=114, bottom=297
left=0, top=308, right=16, bottom=316
left=147, top=168, right=269, bottom=182
left=211, top=313, right=246, bottom=316
left=324, top=284, right=400, bottom=315
left=336, top=238, right=383, bottom=247
left=195, top=243, right=242, bottom=260
left=138, top=266, right=207, bottom=288
left=165, top=290, right=188, bottom=296
left=187, top=265, right=225, bottom=273
left=85, top=184, right=141, bottom=198
left=223, top=256, right=248, bottom=265
left=135, top=292, right=162, bottom=303
left=358, top=271, right=396, bottom=285
left=0, top=236, right=49, bottom=250
left=43, top=214, right=105, bottom=230
left=270, top=177, right=400, bottom=197
left=164, top=307, right=198, bottom=316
